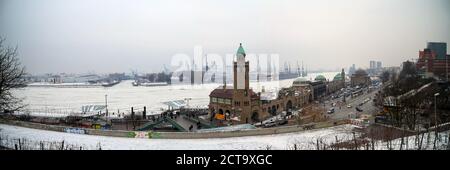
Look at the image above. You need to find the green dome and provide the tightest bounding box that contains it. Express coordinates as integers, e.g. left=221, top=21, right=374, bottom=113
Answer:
left=333, top=73, right=343, bottom=81
left=314, top=75, right=326, bottom=82
left=293, top=77, right=309, bottom=85
left=236, top=43, right=246, bottom=57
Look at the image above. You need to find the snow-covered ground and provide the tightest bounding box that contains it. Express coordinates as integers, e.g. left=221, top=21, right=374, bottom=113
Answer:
left=0, top=124, right=356, bottom=150
left=2, top=122, right=448, bottom=150
left=369, top=130, right=450, bottom=150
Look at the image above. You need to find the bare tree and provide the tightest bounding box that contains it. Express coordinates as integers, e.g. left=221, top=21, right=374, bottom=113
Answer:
left=0, top=37, right=26, bottom=113
left=380, top=70, right=390, bottom=83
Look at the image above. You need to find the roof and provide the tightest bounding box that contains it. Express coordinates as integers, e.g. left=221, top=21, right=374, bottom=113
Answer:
left=314, top=75, right=327, bottom=81
left=209, top=86, right=259, bottom=100
left=209, top=86, right=234, bottom=99
left=293, top=77, right=310, bottom=85
left=237, top=43, right=246, bottom=57
left=354, top=69, right=368, bottom=76
left=162, top=100, right=187, bottom=109
left=81, top=105, right=106, bottom=113
left=333, top=73, right=343, bottom=81
left=383, top=96, right=398, bottom=107
left=260, top=91, right=278, bottom=101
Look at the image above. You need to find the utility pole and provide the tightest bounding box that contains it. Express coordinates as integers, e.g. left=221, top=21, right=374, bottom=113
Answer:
left=446, top=55, right=448, bottom=81
left=434, top=93, right=439, bottom=128
left=105, top=94, right=108, bottom=116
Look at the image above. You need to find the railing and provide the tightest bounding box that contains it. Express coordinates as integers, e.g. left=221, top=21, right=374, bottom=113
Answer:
left=182, top=115, right=216, bottom=128
left=136, top=119, right=165, bottom=131
left=136, top=117, right=186, bottom=132
left=165, top=117, right=186, bottom=132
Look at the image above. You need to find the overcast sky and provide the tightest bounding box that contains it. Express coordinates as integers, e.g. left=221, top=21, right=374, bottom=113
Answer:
left=0, top=0, right=449, bottom=74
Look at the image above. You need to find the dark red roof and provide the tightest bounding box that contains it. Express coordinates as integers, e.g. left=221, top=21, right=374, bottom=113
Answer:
left=210, top=86, right=234, bottom=98
left=209, top=86, right=260, bottom=100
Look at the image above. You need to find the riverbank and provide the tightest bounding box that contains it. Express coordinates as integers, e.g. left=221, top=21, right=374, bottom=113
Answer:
left=0, top=123, right=356, bottom=150
left=0, top=118, right=349, bottom=139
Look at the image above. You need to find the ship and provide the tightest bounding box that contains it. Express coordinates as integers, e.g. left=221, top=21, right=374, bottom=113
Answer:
left=101, top=80, right=121, bottom=87
left=132, top=80, right=168, bottom=87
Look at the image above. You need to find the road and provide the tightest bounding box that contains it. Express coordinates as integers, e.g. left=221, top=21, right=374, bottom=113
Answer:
left=322, top=87, right=381, bottom=120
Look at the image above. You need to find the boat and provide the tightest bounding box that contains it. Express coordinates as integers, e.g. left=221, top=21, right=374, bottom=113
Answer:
left=132, top=81, right=169, bottom=87
left=140, top=82, right=169, bottom=87
left=101, top=80, right=121, bottom=87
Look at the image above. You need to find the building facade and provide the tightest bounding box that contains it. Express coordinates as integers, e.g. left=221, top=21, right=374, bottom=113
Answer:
left=327, top=69, right=346, bottom=94
left=208, top=44, right=312, bottom=124
left=351, top=69, right=370, bottom=87
left=416, top=44, right=449, bottom=79
left=292, top=69, right=345, bottom=101
left=427, top=42, right=447, bottom=60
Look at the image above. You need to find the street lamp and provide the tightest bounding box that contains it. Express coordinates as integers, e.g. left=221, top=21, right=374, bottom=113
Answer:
left=184, top=98, right=192, bottom=108
left=434, top=93, right=439, bottom=128
left=434, top=92, right=440, bottom=149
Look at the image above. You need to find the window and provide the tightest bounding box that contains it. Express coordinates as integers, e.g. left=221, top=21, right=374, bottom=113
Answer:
left=211, top=97, right=217, bottom=103
left=225, top=99, right=231, bottom=105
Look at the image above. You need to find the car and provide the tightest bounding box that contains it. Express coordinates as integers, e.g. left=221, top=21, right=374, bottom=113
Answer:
left=263, top=122, right=276, bottom=128
left=346, top=105, right=352, bottom=108
left=327, top=108, right=335, bottom=114
left=277, top=119, right=288, bottom=125
left=359, top=102, right=364, bottom=106
left=356, top=107, right=363, bottom=112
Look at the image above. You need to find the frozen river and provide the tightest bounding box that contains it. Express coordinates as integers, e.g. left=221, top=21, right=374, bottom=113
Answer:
left=13, top=72, right=338, bottom=115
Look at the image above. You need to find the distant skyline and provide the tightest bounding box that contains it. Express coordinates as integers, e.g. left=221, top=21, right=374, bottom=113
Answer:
left=1, top=0, right=449, bottom=74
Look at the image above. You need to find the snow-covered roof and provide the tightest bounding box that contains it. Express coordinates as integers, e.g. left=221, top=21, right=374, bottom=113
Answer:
left=260, top=91, right=278, bottom=101
left=82, top=105, right=106, bottom=113
left=162, top=100, right=186, bottom=109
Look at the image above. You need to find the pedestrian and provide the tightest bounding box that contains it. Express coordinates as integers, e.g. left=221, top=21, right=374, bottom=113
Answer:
left=189, top=125, right=193, bottom=131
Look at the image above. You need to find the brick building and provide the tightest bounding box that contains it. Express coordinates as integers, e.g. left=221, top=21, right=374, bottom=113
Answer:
left=416, top=43, right=449, bottom=80
left=208, top=44, right=312, bottom=124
